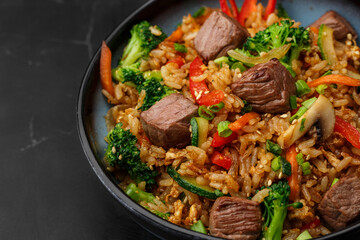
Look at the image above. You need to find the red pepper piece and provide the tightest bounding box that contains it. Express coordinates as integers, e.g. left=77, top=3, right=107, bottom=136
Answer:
left=334, top=116, right=360, bottom=149
left=264, top=0, right=277, bottom=20
left=219, top=0, right=232, bottom=17
left=167, top=56, right=185, bottom=68
left=300, top=218, right=321, bottom=230
left=238, top=0, right=258, bottom=26
left=189, top=57, right=224, bottom=106
left=211, top=151, right=232, bottom=170
left=211, top=132, right=238, bottom=148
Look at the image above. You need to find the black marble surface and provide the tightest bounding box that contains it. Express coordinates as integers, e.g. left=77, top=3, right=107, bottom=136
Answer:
left=0, top=0, right=160, bottom=239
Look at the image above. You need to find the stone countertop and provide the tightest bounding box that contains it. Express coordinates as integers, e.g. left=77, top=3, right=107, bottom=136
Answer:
left=0, top=0, right=159, bottom=239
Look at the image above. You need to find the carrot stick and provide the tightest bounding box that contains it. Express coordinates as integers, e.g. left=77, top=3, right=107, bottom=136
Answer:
left=228, top=112, right=260, bottom=132
left=286, top=145, right=299, bottom=201
left=100, top=41, right=115, bottom=97
left=307, top=74, right=360, bottom=88
left=166, top=27, right=183, bottom=42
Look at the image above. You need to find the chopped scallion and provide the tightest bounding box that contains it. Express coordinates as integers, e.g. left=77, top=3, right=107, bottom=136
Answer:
left=218, top=121, right=232, bottom=138
left=295, top=80, right=311, bottom=97
left=240, top=100, right=253, bottom=115
left=331, top=178, right=339, bottom=186
left=209, top=102, right=224, bottom=112
left=192, top=6, right=206, bottom=18
left=290, top=106, right=307, bottom=122
left=290, top=95, right=297, bottom=110
left=271, top=156, right=281, bottom=171
left=301, top=97, right=317, bottom=109
left=301, top=162, right=311, bottom=175
left=315, top=84, right=328, bottom=94
left=266, top=140, right=282, bottom=156
left=321, top=70, right=332, bottom=77
left=174, top=43, right=187, bottom=53
left=190, top=220, right=207, bottom=234
left=230, top=62, right=247, bottom=72
left=296, top=153, right=304, bottom=164
left=214, top=56, right=229, bottom=67
left=198, top=105, right=214, bottom=120
left=300, top=118, right=306, bottom=131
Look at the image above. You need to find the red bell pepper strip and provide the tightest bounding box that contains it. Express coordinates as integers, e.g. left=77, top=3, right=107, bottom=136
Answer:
left=211, top=132, right=238, bottom=148
left=286, top=144, right=300, bottom=201
left=334, top=116, right=360, bottom=149
left=264, top=0, right=277, bottom=20
left=219, top=0, right=232, bottom=17
left=167, top=56, right=185, bottom=68
left=219, top=0, right=240, bottom=20
left=238, top=0, right=257, bottom=26
left=189, top=57, right=224, bottom=106
left=300, top=218, right=321, bottom=230
left=211, top=151, right=232, bottom=170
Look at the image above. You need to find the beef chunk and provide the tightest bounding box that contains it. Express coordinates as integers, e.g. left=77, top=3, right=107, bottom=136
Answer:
left=318, top=169, right=360, bottom=230
left=140, top=93, right=198, bottom=149
left=310, top=10, right=357, bottom=40
left=209, top=197, right=262, bottom=240
left=230, top=58, right=296, bottom=114
left=194, top=10, right=249, bottom=61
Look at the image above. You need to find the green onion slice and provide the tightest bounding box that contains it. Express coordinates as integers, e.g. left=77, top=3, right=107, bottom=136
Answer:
left=295, top=80, right=311, bottom=97
left=209, top=102, right=225, bottom=113
left=174, top=43, right=187, bottom=53
left=290, top=95, right=297, bottom=110
left=217, top=121, right=232, bottom=138
left=198, top=105, right=214, bottom=120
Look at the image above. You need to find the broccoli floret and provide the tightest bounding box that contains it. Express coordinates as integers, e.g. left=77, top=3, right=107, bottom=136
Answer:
left=120, top=21, right=167, bottom=67
left=137, top=71, right=176, bottom=111
left=262, top=181, right=303, bottom=240
left=112, top=62, right=145, bottom=85
left=243, top=20, right=310, bottom=65
left=105, top=123, right=158, bottom=188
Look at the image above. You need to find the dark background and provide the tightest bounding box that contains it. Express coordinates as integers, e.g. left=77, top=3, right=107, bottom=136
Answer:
left=0, top=0, right=160, bottom=239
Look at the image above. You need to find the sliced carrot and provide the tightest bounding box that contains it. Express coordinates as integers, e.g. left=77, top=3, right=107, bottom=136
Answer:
left=166, top=27, right=183, bottom=42
left=100, top=41, right=115, bottom=97
left=228, top=112, right=260, bottom=132
left=286, top=145, right=299, bottom=201
left=307, top=74, right=360, bottom=88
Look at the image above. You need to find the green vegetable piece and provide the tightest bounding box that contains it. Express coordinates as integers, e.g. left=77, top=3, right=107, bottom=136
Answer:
left=209, top=102, right=224, bottom=112
left=266, top=140, right=282, bottom=156
left=318, top=24, right=338, bottom=65
left=174, top=43, right=188, bottom=53
left=287, top=202, right=303, bottom=208
left=330, top=83, right=337, bottom=89
left=240, top=100, right=253, bottom=115
left=290, top=106, right=307, bottom=122
left=290, top=95, right=297, bottom=110
left=231, top=62, right=247, bottom=72
left=167, top=166, right=223, bottom=199
left=105, top=123, right=158, bottom=188
left=321, top=70, right=332, bottom=77
left=280, top=60, right=296, bottom=77
left=300, top=118, right=306, bottom=131
left=198, top=105, right=215, bottom=120
left=218, top=121, right=232, bottom=138
left=190, top=220, right=207, bottom=234
left=214, top=56, right=229, bottom=67
left=296, top=153, right=304, bottom=165
left=150, top=210, right=171, bottom=220
left=302, top=97, right=317, bottom=109
left=193, top=6, right=205, bottom=18
left=315, top=84, right=328, bottom=94
left=125, top=183, right=155, bottom=203
left=295, top=80, right=311, bottom=97
left=331, top=178, right=339, bottom=186
left=263, top=181, right=293, bottom=240
left=301, top=162, right=311, bottom=175
left=190, top=118, right=199, bottom=147
left=280, top=156, right=292, bottom=176
left=271, top=156, right=282, bottom=171
left=296, top=230, right=312, bottom=240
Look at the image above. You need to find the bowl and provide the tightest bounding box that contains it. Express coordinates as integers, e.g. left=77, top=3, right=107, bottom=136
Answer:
left=77, top=0, right=360, bottom=239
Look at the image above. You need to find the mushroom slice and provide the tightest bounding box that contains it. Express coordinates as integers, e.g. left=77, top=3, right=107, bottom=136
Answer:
left=277, top=95, right=335, bottom=149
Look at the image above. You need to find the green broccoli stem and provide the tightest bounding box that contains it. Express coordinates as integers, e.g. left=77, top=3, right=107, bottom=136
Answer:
left=264, top=200, right=287, bottom=240
left=289, top=48, right=301, bottom=66
left=121, top=39, right=143, bottom=67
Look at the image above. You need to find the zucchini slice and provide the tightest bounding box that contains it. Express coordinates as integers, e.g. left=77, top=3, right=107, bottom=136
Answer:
left=190, top=117, right=209, bottom=147
left=318, top=24, right=338, bottom=65
left=167, top=166, right=223, bottom=200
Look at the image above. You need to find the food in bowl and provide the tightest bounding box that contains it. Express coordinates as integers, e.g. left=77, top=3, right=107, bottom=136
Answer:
left=98, top=0, right=360, bottom=239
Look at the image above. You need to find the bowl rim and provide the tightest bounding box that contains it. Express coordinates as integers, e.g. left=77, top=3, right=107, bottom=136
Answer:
left=76, top=0, right=360, bottom=239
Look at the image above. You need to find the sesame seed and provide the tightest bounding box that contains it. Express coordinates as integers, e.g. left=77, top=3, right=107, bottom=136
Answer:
left=296, top=147, right=299, bottom=152
left=247, top=193, right=250, bottom=197
left=196, top=90, right=203, bottom=100
left=306, top=155, right=311, bottom=160
left=259, top=164, right=264, bottom=169
left=268, top=179, right=272, bottom=186
left=279, top=172, right=283, bottom=178
left=313, top=175, right=317, bottom=179
left=280, top=114, right=288, bottom=119
left=256, top=130, right=262, bottom=135
left=112, top=146, right=116, bottom=154
left=347, top=33, right=353, bottom=40
left=149, top=26, right=162, bottom=36
left=118, top=154, right=122, bottom=160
